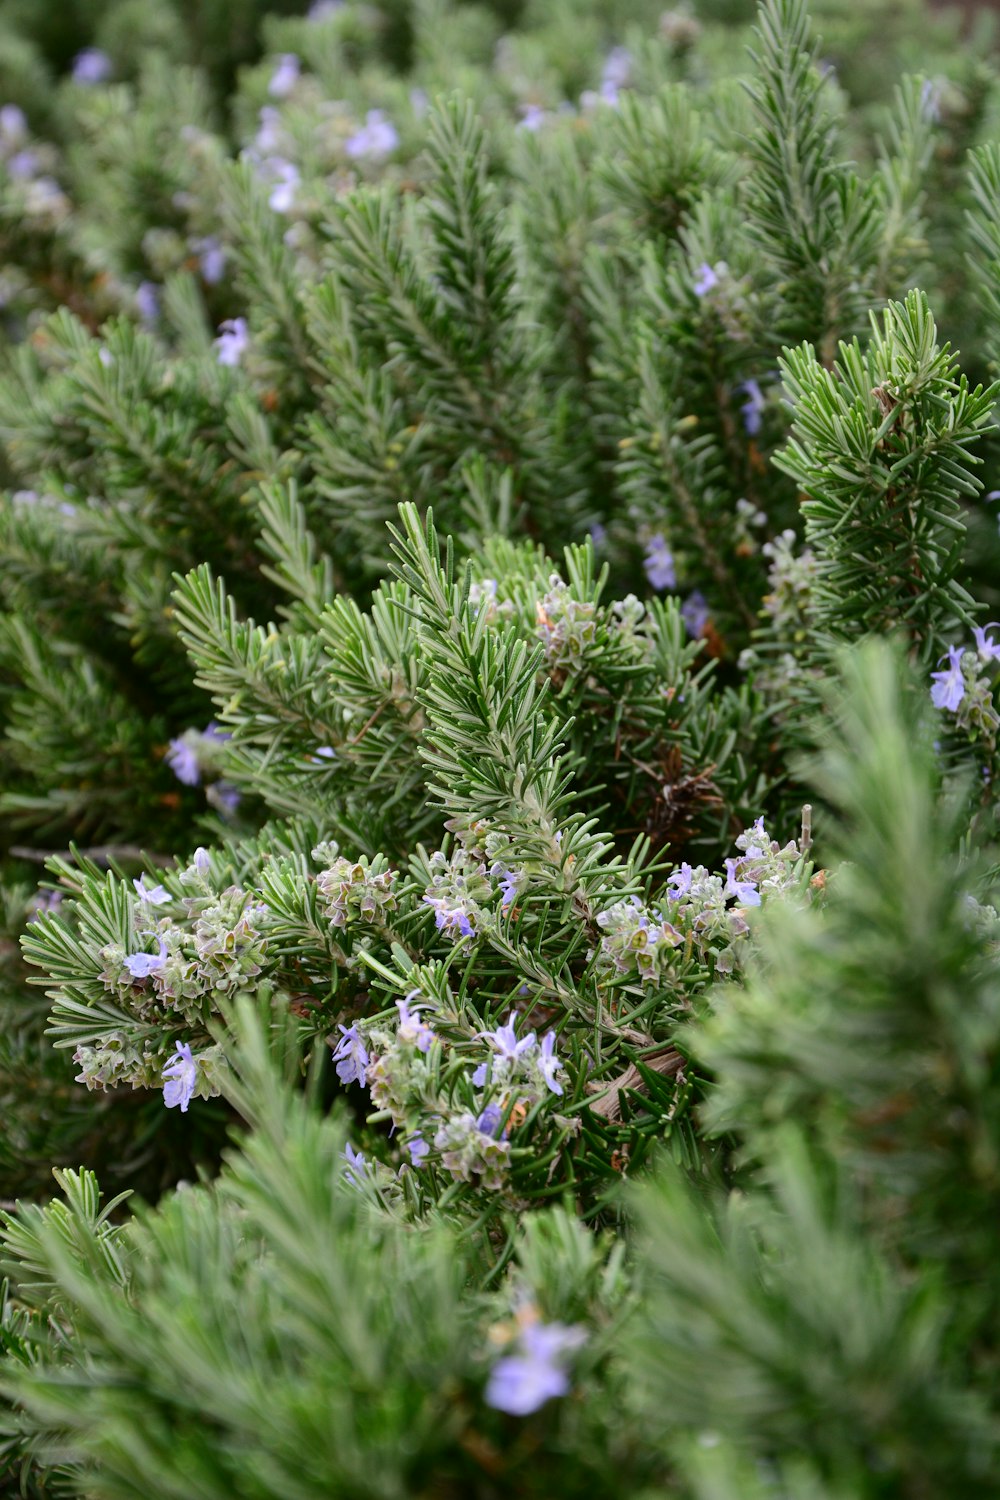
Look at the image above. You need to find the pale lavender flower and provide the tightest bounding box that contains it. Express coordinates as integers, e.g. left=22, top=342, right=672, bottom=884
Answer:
left=477, top=1103, right=503, bottom=1137
left=681, top=590, right=710, bottom=638
left=7, top=150, right=38, bottom=180
left=724, top=859, right=761, bottom=907
left=407, top=1131, right=429, bottom=1166
left=254, top=106, right=283, bottom=156
left=332, top=1023, right=369, bottom=1087
left=266, top=159, right=300, bottom=213
left=211, top=782, right=241, bottom=816
left=472, top=1061, right=489, bottom=1087
left=485, top=1321, right=588, bottom=1416
left=424, top=893, right=476, bottom=938
left=268, top=54, right=301, bottom=98
left=739, top=379, right=766, bottom=437
left=667, top=863, right=694, bottom=898
left=538, top=1031, right=564, bottom=1096
left=345, top=110, right=399, bottom=160
left=498, top=869, right=521, bottom=909
left=930, top=645, right=966, bottom=713
left=124, top=938, right=168, bottom=979
left=162, top=1041, right=198, bottom=1113
left=589, top=522, right=607, bottom=549
left=644, top=534, right=676, bottom=592
left=72, top=49, right=112, bottom=85
left=192, top=846, right=211, bottom=873
left=0, top=105, right=26, bottom=141
left=214, top=316, right=249, bottom=367
left=397, top=993, right=435, bottom=1053
left=599, top=46, right=632, bottom=104
left=133, top=875, right=170, bottom=906
left=314, top=745, right=337, bottom=759
left=165, top=736, right=201, bottom=786
left=486, top=1015, right=536, bottom=1064
left=973, top=623, right=1000, bottom=664
left=920, top=78, right=941, bottom=123
left=136, top=281, right=160, bottom=324
left=309, top=0, right=343, bottom=16
left=28, top=888, right=62, bottom=922
left=194, top=235, right=226, bottom=284
left=518, top=104, right=546, bottom=131
left=693, top=262, right=718, bottom=296
left=342, top=1141, right=366, bottom=1186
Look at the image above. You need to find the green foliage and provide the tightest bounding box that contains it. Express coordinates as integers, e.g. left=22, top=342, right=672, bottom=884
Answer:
left=1, top=0, right=1000, bottom=1494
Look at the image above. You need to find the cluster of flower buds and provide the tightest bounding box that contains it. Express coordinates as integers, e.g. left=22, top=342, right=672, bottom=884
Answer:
left=595, top=819, right=803, bottom=980
left=315, top=850, right=399, bottom=929
left=535, top=575, right=599, bottom=669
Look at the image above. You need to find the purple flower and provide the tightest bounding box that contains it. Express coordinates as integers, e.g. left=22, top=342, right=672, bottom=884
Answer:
left=268, top=54, right=300, bottom=99
left=0, top=105, right=26, bottom=141
left=345, top=110, right=399, bottom=160
left=973, top=623, right=1000, bottom=664
left=423, top=893, right=476, bottom=938
left=332, top=1023, right=369, bottom=1087
left=7, top=150, right=38, bottom=180
left=314, top=745, right=337, bottom=759
left=485, top=1321, right=588, bottom=1416
left=538, top=1031, right=564, bottom=1096
left=136, top=281, right=160, bottom=324
left=166, top=736, right=201, bottom=786
left=739, top=379, right=766, bottom=437
left=397, top=993, right=435, bottom=1053
left=212, top=782, right=242, bottom=816
left=266, top=159, right=300, bottom=213
left=133, top=875, right=170, bottom=906
left=162, top=1041, right=198, bottom=1112
left=407, top=1132, right=429, bottom=1166
left=477, top=1103, right=504, bottom=1137
left=724, top=859, right=761, bottom=908
left=194, top=235, right=226, bottom=284
left=342, top=1141, right=366, bottom=1186
left=498, top=869, right=521, bottom=909
left=518, top=104, right=546, bottom=131
left=589, top=522, right=607, bottom=549
left=28, top=888, right=62, bottom=922
left=681, top=590, right=710, bottom=638
left=693, top=262, right=719, bottom=297
left=72, top=49, right=112, bottom=85
left=666, top=863, right=694, bottom=898
left=930, top=645, right=966, bottom=713
left=643, top=534, right=676, bottom=592
left=214, top=316, right=249, bottom=367
left=486, top=1015, right=536, bottom=1064
left=472, top=1061, right=489, bottom=1087
left=192, top=847, right=211, bottom=873
left=124, top=939, right=168, bottom=979
left=309, top=0, right=343, bottom=16
left=920, top=78, right=941, bottom=123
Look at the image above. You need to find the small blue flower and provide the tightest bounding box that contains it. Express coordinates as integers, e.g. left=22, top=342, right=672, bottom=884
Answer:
left=973, top=623, right=1000, bottom=664
left=666, top=863, right=693, bottom=898
left=72, top=49, right=112, bottom=85
left=724, top=859, right=761, bottom=908
left=214, top=317, right=249, bottom=367
left=342, top=1141, right=366, bottom=1186
left=738, top=379, right=766, bottom=437
left=485, top=1015, right=536, bottom=1064
left=124, top=939, right=168, bottom=979
left=166, top=736, right=201, bottom=786
left=0, top=105, right=26, bottom=141
left=643, top=534, right=676, bottom=592
left=397, top=993, right=435, bottom=1053
left=538, top=1031, right=564, bottom=1096
left=476, top=1103, right=504, bottom=1137
left=133, top=875, right=170, bottom=906
left=332, top=1023, right=369, bottom=1088
left=136, top=281, right=160, bottom=325
left=693, top=262, right=719, bottom=296
left=930, top=645, right=966, bottom=713
left=193, top=235, right=226, bottom=285
left=266, top=159, right=300, bottom=213
left=407, top=1131, right=429, bottom=1166
left=485, top=1321, right=588, bottom=1416
left=268, top=54, right=300, bottom=99
left=472, top=1061, right=489, bottom=1087
left=345, top=110, right=398, bottom=160
left=681, top=590, right=710, bottom=638
left=162, top=1041, right=197, bottom=1112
